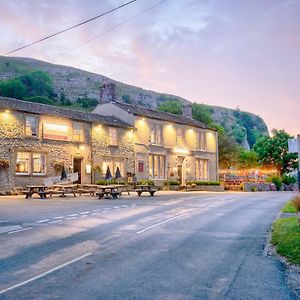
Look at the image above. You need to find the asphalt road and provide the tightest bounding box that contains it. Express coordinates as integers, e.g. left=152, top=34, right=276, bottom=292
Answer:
left=0, top=191, right=296, bottom=299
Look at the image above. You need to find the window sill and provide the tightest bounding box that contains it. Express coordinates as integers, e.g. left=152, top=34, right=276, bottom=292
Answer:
left=108, top=145, right=119, bottom=148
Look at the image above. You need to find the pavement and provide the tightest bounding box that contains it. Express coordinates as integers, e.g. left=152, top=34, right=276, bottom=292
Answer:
left=0, top=191, right=297, bottom=299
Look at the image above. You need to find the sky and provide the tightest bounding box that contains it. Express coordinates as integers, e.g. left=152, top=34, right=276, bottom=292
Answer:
left=0, top=0, right=299, bottom=135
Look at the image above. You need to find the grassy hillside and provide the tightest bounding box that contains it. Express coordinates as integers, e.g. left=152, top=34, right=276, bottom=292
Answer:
left=0, top=56, right=269, bottom=147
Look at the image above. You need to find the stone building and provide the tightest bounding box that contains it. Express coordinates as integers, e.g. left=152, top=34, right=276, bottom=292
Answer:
left=0, top=97, right=134, bottom=193
left=93, top=88, right=219, bottom=186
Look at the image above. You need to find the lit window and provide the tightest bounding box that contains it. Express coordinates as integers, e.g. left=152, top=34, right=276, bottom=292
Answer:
left=196, top=159, right=209, bottom=180
left=108, top=127, right=118, bottom=146
left=25, top=115, right=39, bottom=137
left=16, top=152, right=30, bottom=174
left=32, top=153, right=46, bottom=175
left=149, top=154, right=165, bottom=179
left=150, top=124, right=162, bottom=145
left=176, top=128, right=184, bottom=146
left=73, top=122, right=84, bottom=142
left=197, top=132, right=207, bottom=151
left=102, top=158, right=124, bottom=177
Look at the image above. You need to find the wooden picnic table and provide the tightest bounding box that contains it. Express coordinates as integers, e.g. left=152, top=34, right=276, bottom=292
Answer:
left=24, top=185, right=48, bottom=199
left=135, top=184, right=157, bottom=197
left=51, top=184, right=77, bottom=197
left=95, top=185, right=126, bottom=199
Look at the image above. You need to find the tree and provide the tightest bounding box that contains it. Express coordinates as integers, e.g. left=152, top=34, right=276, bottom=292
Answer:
left=192, top=103, right=213, bottom=125
left=238, top=149, right=259, bottom=169
left=0, top=78, right=27, bottom=99
left=253, top=129, right=297, bottom=174
left=218, top=132, right=241, bottom=169
left=158, top=100, right=182, bottom=115
left=19, top=70, right=54, bottom=98
left=122, top=94, right=133, bottom=104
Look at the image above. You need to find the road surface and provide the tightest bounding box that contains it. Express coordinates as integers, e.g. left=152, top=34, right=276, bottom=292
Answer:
left=0, top=191, right=296, bottom=299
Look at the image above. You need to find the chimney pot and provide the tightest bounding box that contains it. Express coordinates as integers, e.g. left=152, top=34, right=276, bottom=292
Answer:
left=182, top=103, right=192, bottom=118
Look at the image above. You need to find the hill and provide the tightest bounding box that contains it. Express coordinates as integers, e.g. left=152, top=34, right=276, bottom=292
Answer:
left=0, top=56, right=268, bottom=148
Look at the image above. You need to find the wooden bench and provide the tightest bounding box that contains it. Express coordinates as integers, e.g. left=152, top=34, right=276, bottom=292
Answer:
left=135, top=187, right=157, bottom=197
left=22, top=190, right=32, bottom=199
left=77, top=188, right=95, bottom=196
left=96, top=191, right=121, bottom=199
left=48, top=190, right=77, bottom=197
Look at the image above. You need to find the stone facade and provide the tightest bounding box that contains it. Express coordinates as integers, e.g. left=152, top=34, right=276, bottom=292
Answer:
left=93, top=101, right=219, bottom=187
left=0, top=106, right=134, bottom=193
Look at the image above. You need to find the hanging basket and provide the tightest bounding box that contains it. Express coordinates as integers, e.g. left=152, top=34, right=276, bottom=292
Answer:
left=0, top=159, right=9, bottom=169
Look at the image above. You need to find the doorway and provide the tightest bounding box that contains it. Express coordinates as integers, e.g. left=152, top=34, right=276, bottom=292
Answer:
left=73, top=158, right=82, bottom=184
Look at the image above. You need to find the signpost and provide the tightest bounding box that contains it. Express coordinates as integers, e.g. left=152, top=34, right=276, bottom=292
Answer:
left=289, top=136, right=300, bottom=191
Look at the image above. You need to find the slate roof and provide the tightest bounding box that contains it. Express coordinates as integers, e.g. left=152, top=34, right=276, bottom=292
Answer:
left=113, top=101, right=213, bottom=130
left=0, top=97, right=132, bottom=128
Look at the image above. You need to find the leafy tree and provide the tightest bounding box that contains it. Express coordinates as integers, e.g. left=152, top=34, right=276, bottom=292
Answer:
left=192, top=103, right=213, bottom=125
left=77, top=97, right=98, bottom=109
left=232, top=125, right=246, bottom=144
left=253, top=129, right=297, bottom=174
left=60, top=92, right=72, bottom=105
left=19, top=71, right=54, bottom=98
left=0, top=78, right=27, bottom=99
left=238, top=149, right=259, bottom=169
left=218, top=132, right=241, bottom=169
left=158, top=100, right=182, bottom=115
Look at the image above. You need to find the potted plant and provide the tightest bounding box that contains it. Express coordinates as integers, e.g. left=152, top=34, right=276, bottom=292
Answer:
left=53, top=160, right=64, bottom=171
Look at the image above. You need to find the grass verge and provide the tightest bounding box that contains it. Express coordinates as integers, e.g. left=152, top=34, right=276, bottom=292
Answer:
left=271, top=217, right=300, bottom=264
left=281, top=201, right=298, bottom=213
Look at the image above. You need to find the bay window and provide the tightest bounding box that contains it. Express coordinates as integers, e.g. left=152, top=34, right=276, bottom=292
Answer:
left=149, top=154, right=165, bottom=179
left=196, top=159, right=208, bottom=180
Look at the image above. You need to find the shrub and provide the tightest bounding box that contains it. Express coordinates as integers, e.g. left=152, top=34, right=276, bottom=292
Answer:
left=164, top=180, right=180, bottom=186
left=268, top=176, right=282, bottom=191
left=137, top=180, right=155, bottom=186
left=194, top=181, right=220, bottom=186
left=0, top=159, right=9, bottom=168
left=282, top=174, right=296, bottom=185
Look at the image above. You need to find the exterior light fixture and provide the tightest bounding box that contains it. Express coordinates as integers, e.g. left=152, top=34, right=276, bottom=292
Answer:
left=79, top=145, right=85, bottom=151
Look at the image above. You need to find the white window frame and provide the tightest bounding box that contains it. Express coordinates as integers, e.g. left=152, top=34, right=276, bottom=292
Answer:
left=149, top=154, right=166, bottom=179
left=15, top=152, right=47, bottom=176
left=72, top=122, right=84, bottom=142
left=196, top=158, right=209, bottom=180
left=108, top=127, right=118, bottom=146
left=150, top=124, right=162, bottom=145
left=25, top=115, right=39, bottom=137
left=197, top=132, right=207, bottom=151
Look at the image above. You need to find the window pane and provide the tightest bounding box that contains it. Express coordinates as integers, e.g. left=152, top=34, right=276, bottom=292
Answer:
left=16, top=152, right=30, bottom=174
left=150, top=125, right=155, bottom=144
left=149, top=155, right=153, bottom=178
left=73, top=122, right=84, bottom=142
left=25, top=115, right=38, bottom=137
left=33, top=153, right=46, bottom=175
left=156, top=125, right=162, bottom=145
left=109, top=128, right=117, bottom=146
left=113, top=159, right=124, bottom=177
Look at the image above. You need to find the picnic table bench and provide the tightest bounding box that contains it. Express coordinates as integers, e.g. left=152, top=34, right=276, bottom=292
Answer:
left=23, top=185, right=49, bottom=199
left=135, top=185, right=157, bottom=197
left=95, top=185, right=125, bottom=199
left=49, top=184, right=77, bottom=197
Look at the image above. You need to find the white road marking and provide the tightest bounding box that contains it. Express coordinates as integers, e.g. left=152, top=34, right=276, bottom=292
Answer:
left=121, top=205, right=128, bottom=207
left=0, top=220, right=8, bottom=223
left=0, top=253, right=92, bottom=296
left=113, top=206, right=120, bottom=209
left=53, top=216, right=63, bottom=220
left=136, top=213, right=189, bottom=234
left=91, top=213, right=97, bottom=216
left=92, top=209, right=101, bottom=212
left=80, top=212, right=89, bottom=215
left=68, top=214, right=78, bottom=217
left=7, top=227, right=32, bottom=235
left=102, top=211, right=107, bottom=213
left=81, top=215, right=88, bottom=218
left=36, top=219, right=50, bottom=223
left=65, top=217, right=76, bottom=220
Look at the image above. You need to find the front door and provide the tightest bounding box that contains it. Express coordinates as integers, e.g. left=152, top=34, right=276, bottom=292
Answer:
left=73, top=158, right=82, bottom=184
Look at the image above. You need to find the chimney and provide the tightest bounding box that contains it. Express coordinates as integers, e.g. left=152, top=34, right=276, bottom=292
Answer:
left=182, top=103, right=192, bottom=118
left=99, top=82, right=116, bottom=104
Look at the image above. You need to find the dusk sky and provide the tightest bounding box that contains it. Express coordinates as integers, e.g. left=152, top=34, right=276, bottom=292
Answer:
left=0, top=0, right=299, bottom=135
